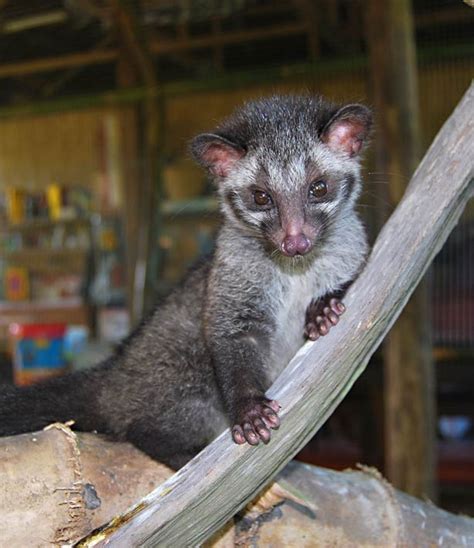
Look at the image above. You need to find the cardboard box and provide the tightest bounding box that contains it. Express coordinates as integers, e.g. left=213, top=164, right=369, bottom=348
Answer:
left=9, top=323, right=68, bottom=386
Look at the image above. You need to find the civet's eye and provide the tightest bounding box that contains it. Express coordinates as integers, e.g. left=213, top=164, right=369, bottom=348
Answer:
left=309, top=180, right=328, bottom=199
left=254, top=189, right=273, bottom=206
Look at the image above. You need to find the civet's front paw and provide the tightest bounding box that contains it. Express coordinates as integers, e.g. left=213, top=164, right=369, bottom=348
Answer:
left=304, top=296, right=345, bottom=341
left=232, top=398, right=280, bottom=446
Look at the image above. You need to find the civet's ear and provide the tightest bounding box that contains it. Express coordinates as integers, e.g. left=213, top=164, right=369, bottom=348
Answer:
left=320, top=104, right=372, bottom=158
left=190, top=133, right=246, bottom=178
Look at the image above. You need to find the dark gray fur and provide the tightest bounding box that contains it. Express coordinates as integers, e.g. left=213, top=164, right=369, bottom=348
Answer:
left=0, top=95, right=372, bottom=469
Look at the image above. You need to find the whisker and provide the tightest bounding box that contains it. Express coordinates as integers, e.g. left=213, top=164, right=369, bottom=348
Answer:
left=367, top=171, right=411, bottom=179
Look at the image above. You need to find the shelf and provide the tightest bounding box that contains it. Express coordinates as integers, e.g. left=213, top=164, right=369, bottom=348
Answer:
left=0, top=300, right=91, bottom=350
left=161, top=196, right=219, bottom=216
left=5, top=248, right=89, bottom=273
left=439, top=440, right=474, bottom=483
left=1, top=217, right=90, bottom=232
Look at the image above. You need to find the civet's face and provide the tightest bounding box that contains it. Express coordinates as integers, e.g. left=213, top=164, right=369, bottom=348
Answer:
left=191, top=96, right=372, bottom=258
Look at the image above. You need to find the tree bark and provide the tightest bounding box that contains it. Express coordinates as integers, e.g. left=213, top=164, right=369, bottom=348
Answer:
left=75, top=83, right=473, bottom=547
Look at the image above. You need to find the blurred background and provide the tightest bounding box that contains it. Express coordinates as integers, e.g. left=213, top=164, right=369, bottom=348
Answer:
left=0, top=0, right=472, bottom=514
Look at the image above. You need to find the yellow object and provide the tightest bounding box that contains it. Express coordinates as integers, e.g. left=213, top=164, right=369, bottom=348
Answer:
left=46, top=183, right=62, bottom=220
left=100, top=228, right=118, bottom=251
left=6, top=188, right=25, bottom=224
left=4, top=267, right=30, bottom=301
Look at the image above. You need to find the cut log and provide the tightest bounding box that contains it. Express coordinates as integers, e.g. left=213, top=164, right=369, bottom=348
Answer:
left=0, top=424, right=173, bottom=546
left=1, top=427, right=473, bottom=546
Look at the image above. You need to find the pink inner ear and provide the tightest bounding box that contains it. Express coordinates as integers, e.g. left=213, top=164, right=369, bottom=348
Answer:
left=202, top=143, right=244, bottom=177
left=325, top=119, right=364, bottom=157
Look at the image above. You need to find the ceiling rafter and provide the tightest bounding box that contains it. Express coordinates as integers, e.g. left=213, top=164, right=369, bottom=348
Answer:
left=0, top=22, right=307, bottom=79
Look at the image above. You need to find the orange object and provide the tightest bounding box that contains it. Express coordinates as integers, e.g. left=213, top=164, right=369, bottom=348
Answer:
left=4, top=267, right=30, bottom=301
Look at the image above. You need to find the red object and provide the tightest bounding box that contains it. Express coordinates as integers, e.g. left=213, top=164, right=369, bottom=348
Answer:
left=9, top=323, right=66, bottom=339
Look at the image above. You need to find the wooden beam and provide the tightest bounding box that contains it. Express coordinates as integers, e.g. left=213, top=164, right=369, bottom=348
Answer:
left=211, top=17, right=224, bottom=70
left=148, top=22, right=307, bottom=54
left=0, top=4, right=471, bottom=80
left=0, top=24, right=471, bottom=81
left=294, top=0, right=320, bottom=60
left=367, top=0, right=436, bottom=500
left=111, top=0, right=163, bottom=322
left=41, top=36, right=114, bottom=98
left=115, top=13, right=141, bottom=327
left=0, top=87, right=148, bottom=118
left=1, top=9, right=68, bottom=33
left=0, top=23, right=306, bottom=79
left=112, top=1, right=157, bottom=88
left=0, top=41, right=472, bottom=120
left=416, top=4, right=474, bottom=26
left=80, top=83, right=474, bottom=547
left=0, top=49, right=116, bottom=79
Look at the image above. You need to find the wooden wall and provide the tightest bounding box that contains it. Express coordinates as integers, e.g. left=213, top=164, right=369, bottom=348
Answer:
left=0, top=107, right=136, bottom=215
left=164, top=73, right=367, bottom=159
left=165, top=58, right=473, bottom=159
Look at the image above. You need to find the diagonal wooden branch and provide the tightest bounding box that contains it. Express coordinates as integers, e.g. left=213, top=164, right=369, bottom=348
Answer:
left=81, top=83, right=473, bottom=547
